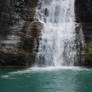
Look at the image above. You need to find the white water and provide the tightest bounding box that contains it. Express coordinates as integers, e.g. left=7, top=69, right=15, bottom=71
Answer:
left=35, top=0, right=76, bottom=66
left=1, top=66, right=90, bottom=78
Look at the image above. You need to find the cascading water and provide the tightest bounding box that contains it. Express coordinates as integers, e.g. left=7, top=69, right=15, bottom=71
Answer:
left=35, top=0, right=77, bottom=66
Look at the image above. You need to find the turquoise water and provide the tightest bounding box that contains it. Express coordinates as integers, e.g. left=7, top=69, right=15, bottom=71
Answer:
left=0, top=67, right=92, bottom=92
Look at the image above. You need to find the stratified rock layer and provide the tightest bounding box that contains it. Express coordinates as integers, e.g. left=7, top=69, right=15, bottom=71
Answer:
left=0, top=0, right=42, bottom=68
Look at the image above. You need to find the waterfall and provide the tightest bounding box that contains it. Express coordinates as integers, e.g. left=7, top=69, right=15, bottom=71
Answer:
left=35, top=0, right=77, bottom=66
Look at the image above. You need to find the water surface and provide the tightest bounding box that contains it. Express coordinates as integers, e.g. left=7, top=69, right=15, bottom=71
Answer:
left=0, top=67, right=92, bottom=92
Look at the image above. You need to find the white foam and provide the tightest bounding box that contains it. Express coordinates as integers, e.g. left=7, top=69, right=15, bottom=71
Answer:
left=1, top=66, right=90, bottom=78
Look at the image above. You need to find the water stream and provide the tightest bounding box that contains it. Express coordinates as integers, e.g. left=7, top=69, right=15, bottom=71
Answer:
left=36, top=0, right=77, bottom=66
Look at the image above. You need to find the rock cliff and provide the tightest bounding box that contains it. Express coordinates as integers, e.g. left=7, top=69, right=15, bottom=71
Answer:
left=75, top=0, right=92, bottom=67
left=0, top=0, right=42, bottom=68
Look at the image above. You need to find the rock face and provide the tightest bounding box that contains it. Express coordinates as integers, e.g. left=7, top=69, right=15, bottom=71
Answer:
left=0, top=0, right=15, bottom=39
left=75, top=0, right=92, bottom=40
left=22, top=21, right=43, bottom=52
left=0, top=49, right=35, bottom=68
left=75, top=0, right=92, bottom=67
left=0, top=0, right=43, bottom=68
left=75, top=0, right=92, bottom=23
left=16, top=0, right=38, bottom=21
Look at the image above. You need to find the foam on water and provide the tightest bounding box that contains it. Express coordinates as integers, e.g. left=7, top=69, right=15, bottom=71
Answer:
left=1, top=66, right=90, bottom=79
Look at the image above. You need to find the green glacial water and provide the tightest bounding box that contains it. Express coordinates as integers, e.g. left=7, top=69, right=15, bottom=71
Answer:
left=0, top=67, right=92, bottom=92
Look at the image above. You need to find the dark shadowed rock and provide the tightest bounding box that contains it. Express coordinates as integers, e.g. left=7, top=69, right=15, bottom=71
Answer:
left=0, top=49, right=35, bottom=68
left=75, top=0, right=92, bottom=23
left=75, top=0, right=92, bottom=67
left=0, top=0, right=40, bottom=68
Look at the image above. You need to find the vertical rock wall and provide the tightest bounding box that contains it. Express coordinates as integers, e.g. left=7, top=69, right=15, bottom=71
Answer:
left=0, top=0, right=43, bottom=68
left=75, top=0, right=92, bottom=67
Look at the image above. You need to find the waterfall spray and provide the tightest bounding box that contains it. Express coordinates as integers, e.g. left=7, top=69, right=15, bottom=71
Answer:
left=35, top=0, right=77, bottom=66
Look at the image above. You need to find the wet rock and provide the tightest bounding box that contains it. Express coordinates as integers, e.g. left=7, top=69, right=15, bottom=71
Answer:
left=16, top=0, right=38, bottom=21
left=78, top=42, right=92, bottom=67
left=23, top=21, right=43, bottom=37
left=28, top=21, right=43, bottom=37
left=75, top=0, right=92, bottom=66
left=0, top=0, right=41, bottom=68
left=0, top=49, right=35, bottom=68
left=22, top=21, right=43, bottom=53
left=75, top=0, right=92, bottom=23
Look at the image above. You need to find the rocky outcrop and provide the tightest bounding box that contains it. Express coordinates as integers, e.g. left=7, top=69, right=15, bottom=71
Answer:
left=16, top=0, right=38, bottom=21
left=75, top=0, right=92, bottom=67
left=0, top=0, right=43, bottom=68
left=0, top=49, right=35, bottom=68
left=75, top=0, right=92, bottom=23
left=22, top=21, right=43, bottom=52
